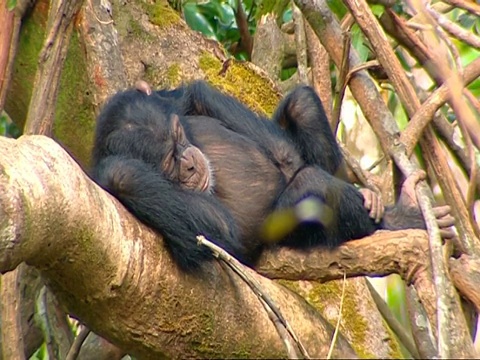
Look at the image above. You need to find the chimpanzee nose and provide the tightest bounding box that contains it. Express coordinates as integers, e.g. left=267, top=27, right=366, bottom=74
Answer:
left=181, top=148, right=196, bottom=172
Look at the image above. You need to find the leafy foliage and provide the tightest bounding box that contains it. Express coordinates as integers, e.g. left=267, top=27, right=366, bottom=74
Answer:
left=0, top=112, right=21, bottom=138
left=183, top=0, right=257, bottom=59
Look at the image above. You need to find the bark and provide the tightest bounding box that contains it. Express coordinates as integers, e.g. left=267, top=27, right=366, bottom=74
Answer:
left=0, top=266, right=43, bottom=359
left=0, top=0, right=15, bottom=109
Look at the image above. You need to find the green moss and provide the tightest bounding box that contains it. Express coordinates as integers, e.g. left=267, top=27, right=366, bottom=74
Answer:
left=4, top=0, right=47, bottom=130
left=198, top=53, right=280, bottom=117
left=147, top=0, right=181, bottom=29
left=127, top=16, right=153, bottom=41
left=166, top=63, right=181, bottom=87
left=280, top=279, right=384, bottom=359
left=385, top=325, right=403, bottom=359
left=4, top=0, right=93, bottom=167
left=148, top=63, right=182, bottom=89
left=54, top=31, right=95, bottom=167
left=198, top=53, right=223, bottom=73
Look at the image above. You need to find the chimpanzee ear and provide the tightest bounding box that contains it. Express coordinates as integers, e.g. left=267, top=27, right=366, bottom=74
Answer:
left=170, top=114, right=187, bottom=143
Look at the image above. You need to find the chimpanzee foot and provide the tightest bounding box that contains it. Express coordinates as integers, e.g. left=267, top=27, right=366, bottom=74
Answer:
left=398, top=170, right=456, bottom=239
left=397, top=170, right=426, bottom=209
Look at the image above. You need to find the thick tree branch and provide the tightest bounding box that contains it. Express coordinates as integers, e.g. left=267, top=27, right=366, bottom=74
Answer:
left=0, top=135, right=358, bottom=359
left=256, top=230, right=437, bottom=324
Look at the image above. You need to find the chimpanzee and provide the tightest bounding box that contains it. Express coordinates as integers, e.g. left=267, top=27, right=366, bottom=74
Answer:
left=91, top=81, right=454, bottom=271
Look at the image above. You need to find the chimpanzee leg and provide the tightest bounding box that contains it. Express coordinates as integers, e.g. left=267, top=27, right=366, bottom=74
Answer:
left=272, top=86, right=346, bottom=178
left=177, top=81, right=283, bottom=144
left=272, top=166, right=376, bottom=247
left=92, top=155, right=248, bottom=271
left=156, top=81, right=304, bottom=180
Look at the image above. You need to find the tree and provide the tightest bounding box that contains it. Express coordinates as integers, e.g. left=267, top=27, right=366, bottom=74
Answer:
left=0, top=0, right=479, bottom=357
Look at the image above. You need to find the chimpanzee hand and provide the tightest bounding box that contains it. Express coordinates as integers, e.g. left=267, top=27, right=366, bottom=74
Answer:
left=397, top=170, right=456, bottom=239
left=359, top=188, right=384, bottom=224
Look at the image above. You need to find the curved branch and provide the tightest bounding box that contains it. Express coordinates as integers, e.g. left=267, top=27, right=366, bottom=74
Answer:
left=0, top=135, right=358, bottom=358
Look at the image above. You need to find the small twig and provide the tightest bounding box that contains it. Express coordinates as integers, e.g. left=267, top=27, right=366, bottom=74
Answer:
left=326, top=272, right=346, bottom=359
left=66, top=326, right=91, bottom=360
left=197, top=235, right=311, bottom=359
left=427, top=6, right=480, bottom=49
left=88, top=0, right=113, bottom=25
left=405, top=286, right=437, bottom=358
left=424, top=5, right=463, bottom=77
left=344, top=60, right=381, bottom=88
left=255, top=295, right=300, bottom=359
left=332, top=31, right=352, bottom=133
left=339, top=144, right=383, bottom=191
left=292, top=4, right=308, bottom=84
left=441, top=0, right=480, bottom=16
left=234, top=0, right=253, bottom=57
left=365, top=280, right=421, bottom=359
left=365, top=154, right=385, bottom=172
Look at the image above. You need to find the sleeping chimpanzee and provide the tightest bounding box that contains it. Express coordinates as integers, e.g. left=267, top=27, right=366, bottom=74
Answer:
left=91, top=81, right=454, bottom=271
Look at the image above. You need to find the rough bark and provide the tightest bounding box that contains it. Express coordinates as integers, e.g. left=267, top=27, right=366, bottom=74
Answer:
left=0, top=135, right=359, bottom=359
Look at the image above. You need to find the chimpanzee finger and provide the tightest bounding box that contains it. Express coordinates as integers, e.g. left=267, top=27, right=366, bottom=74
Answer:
left=375, top=194, right=384, bottom=224
left=369, top=191, right=382, bottom=223
left=440, top=228, right=456, bottom=240
left=436, top=216, right=456, bottom=228
left=369, top=196, right=378, bottom=222
left=359, top=188, right=372, bottom=211
left=432, top=205, right=451, bottom=219
left=359, top=188, right=384, bottom=223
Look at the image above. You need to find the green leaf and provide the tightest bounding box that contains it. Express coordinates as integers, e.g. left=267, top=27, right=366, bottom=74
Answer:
left=217, top=3, right=235, bottom=25
left=351, top=25, right=370, bottom=62
left=282, top=8, right=292, bottom=23
left=183, top=3, right=218, bottom=40
left=327, top=0, right=347, bottom=19
left=7, top=0, right=16, bottom=11
left=370, top=4, right=384, bottom=17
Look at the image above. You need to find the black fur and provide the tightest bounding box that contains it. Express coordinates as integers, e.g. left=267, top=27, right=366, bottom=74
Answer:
left=92, top=82, right=426, bottom=270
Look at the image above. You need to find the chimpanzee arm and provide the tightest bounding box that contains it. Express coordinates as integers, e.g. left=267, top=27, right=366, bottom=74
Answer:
left=173, top=81, right=306, bottom=181
left=93, top=124, right=169, bottom=172
left=92, top=155, right=247, bottom=271
left=92, top=90, right=174, bottom=169
left=270, top=167, right=455, bottom=249
left=272, top=86, right=346, bottom=178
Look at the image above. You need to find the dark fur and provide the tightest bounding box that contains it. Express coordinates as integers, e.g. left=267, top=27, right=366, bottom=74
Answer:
left=91, top=82, right=425, bottom=270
